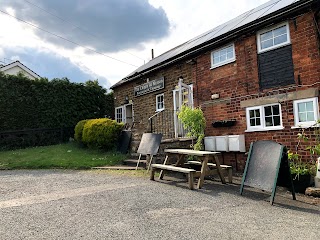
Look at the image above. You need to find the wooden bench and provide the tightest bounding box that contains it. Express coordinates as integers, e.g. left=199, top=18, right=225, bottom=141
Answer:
left=187, top=161, right=233, bottom=183
left=150, top=164, right=196, bottom=190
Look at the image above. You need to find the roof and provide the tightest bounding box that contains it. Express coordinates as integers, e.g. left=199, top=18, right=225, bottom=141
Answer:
left=0, top=60, right=41, bottom=79
left=111, top=0, right=317, bottom=89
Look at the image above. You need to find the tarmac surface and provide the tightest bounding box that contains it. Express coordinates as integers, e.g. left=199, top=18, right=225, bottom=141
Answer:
left=0, top=170, right=319, bottom=240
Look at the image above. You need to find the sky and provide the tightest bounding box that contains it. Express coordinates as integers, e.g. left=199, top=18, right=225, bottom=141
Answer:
left=0, top=0, right=270, bottom=90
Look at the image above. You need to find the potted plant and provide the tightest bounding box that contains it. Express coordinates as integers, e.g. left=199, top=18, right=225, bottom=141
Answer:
left=177, top=105, right=206, bottom=151
left=288, top=151, right=314, bottom=193
left=287, top=124, right=318, bottom=193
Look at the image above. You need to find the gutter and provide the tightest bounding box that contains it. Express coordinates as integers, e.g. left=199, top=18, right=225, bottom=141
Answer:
left=111, top=0, right=316, bottom=89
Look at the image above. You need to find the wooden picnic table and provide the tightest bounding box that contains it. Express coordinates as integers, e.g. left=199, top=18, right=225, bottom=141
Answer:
left=151, top=149, right=227, bottom=189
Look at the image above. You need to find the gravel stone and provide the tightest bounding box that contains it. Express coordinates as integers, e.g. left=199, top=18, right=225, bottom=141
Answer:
left=0, top=170, right=319, bottom=239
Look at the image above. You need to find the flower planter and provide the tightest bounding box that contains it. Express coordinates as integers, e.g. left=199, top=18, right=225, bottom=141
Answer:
left=291, top=174, right=311, bottom=193
left=212, top=120, right=236, bottom=128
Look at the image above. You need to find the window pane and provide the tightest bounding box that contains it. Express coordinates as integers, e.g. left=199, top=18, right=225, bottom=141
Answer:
left=273, top=116, right=281, bottom=126
left=227, top=52, right=234, bottom=59
left=256, top=118, right=261, bottom=126
left=274, top=34, right=287, bottom=45
left=250, top=119, right=255, bottom=126
left=299, top=113, right=306, bottom=122
left=255, top=109, right=260, bottom=117
left=213, top=57, right=219, bottom=64
left=261, top=39, right=273, bottom=49
left=298, top=103, right=306, bottom=113
left=273, top=26, right=287, bottom=37
left=264, top=106, right=272, bottom=116
left=249, top=110, right=254, bottom=118
left=307, top=112, right=315, bottom=121
left=220, top=49, right=227, bottom=55
left=220, top=54, right=226, bottom=62
left=306, top=101, right=314, bottom=111
left=227, top=46, right=233, bottom=53
left=213, top=52, right=220, bottom=58
left=265, top=116, right=273, bottom=126
left=260, top=30, right=273, bottom=41
left=272, top=105, right=280, bottom=115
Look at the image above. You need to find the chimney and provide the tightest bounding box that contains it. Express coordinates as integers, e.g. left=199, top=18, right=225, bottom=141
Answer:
left=151, top=49, right=154, bottom=59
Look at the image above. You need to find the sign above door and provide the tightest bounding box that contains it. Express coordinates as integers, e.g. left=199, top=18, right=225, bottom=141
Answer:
left=134, top=77, right=164, bottom=97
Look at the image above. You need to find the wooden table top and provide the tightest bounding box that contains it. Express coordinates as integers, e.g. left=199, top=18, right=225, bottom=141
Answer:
left=164, top=149, right=220, bottom=156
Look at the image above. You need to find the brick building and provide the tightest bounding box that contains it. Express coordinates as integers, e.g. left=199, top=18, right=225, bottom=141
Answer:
left=111, top=0, right=320, bottom=170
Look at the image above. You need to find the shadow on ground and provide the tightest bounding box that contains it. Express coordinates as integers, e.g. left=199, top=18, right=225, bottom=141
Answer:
left=153, top=172, right=320, bottom=214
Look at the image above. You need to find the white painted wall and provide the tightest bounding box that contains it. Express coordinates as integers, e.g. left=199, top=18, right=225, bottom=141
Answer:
left=1, top=66, right=37, bottom=80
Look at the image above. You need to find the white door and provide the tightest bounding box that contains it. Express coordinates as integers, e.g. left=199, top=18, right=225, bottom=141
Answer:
left=125, top=104, right=133, bottom=126
left=173, top=79, right=193, bottom=138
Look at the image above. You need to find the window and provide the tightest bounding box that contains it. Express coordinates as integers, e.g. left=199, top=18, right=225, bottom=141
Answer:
left=156, top=93, right=164, bottom=111
left=293, top=97, right=319, bottom=127
left=246, top=103, right=283, bottom=131
left=257, top=22, right=290, bottom=53
left=211, top=44, right=235, bottom=68
left=115, top=106, right=124, bottom=123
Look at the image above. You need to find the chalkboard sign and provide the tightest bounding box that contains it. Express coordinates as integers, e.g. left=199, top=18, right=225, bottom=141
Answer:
left=137, top=133, right=162, bottom=155
left=240, top=140, right=296, bottom=205
left=117, top=130, right=132, bottom=154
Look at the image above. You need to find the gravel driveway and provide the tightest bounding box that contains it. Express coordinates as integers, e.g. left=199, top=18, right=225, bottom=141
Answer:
left=0, top=170, right=319, bottom=239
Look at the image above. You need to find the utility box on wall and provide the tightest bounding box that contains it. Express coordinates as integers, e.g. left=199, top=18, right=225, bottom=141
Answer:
left=215, top=136, right=229, bottom=152
left=228, top=135, right=245, bottom=152
left=204, top=136, right=216, bottom=151
left=204, top=135, right=246, bottom=152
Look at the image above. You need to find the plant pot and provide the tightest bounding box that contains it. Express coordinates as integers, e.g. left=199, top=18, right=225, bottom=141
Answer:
left=291, top=174, right=311, bottom=193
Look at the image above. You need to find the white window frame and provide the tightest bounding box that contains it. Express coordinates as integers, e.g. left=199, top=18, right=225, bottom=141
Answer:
left=115, top=106, right=125, bottom=123
left=246, top=103, right=283, bottom=132
left=257, top=22, right=291, bottom=53
left=210, top=43, right=236, bottom=69
left=293, top=97, right=319, bottom=127
left=156, top=93, right=165, bottom=112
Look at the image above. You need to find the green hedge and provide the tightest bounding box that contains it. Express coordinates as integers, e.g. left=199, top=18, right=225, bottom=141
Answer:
left=0, top=73, right=114, bottom=131
left=78, top=118, right=123, bottom=150
left=0, top=127, right=74, bottom=150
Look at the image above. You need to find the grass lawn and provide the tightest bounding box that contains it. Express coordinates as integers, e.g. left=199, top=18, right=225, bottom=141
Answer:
left=0, top=142, right=127, bottom=170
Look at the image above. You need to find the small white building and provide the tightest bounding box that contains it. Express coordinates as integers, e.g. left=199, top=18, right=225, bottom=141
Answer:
left=0, top=61, right=40, bottom=80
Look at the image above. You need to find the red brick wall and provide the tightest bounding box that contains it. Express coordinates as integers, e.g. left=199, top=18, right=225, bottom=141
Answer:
left=113, top=11, right=320, bottom=170
left=192, top=12, right=320, bottom=169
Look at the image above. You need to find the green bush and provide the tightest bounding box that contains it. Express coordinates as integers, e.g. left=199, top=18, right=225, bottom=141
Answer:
left=82, top=118, right=123, bottom=150
left=74, top=120, right=89, bottom=143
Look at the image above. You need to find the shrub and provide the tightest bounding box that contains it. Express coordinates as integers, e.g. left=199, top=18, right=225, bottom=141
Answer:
left=74, top=120, right=89, bottom=143
left=82, top=118, right=124, bottom=150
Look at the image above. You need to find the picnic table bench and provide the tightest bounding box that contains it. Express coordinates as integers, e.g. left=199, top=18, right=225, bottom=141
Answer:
left=150, top=149, right=229, bottom=189
left=150, top=164, right=196, bottom=190
left=186, top=160, right=233, bottom=183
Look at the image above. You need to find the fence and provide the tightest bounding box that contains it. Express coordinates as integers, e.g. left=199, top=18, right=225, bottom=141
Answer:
left=0, top=127, right=75, bottom=150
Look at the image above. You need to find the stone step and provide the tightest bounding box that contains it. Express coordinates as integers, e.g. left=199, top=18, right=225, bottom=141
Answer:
left=124, top=159, right=147, bottom=165
left=129, top=153, right=146, bottom=158
left=92, top=166, right=145, bottom=170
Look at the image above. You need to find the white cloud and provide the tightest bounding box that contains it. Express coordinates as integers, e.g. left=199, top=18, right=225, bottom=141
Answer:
left=0, top=0, right=270, bottom=88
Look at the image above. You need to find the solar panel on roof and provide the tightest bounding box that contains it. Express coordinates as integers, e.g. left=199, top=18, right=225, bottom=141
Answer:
left=112, top=0, right=306, bottom=88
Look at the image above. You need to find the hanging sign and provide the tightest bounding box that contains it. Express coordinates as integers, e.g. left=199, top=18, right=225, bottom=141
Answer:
left=134, top=77, right=164, bottom=96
